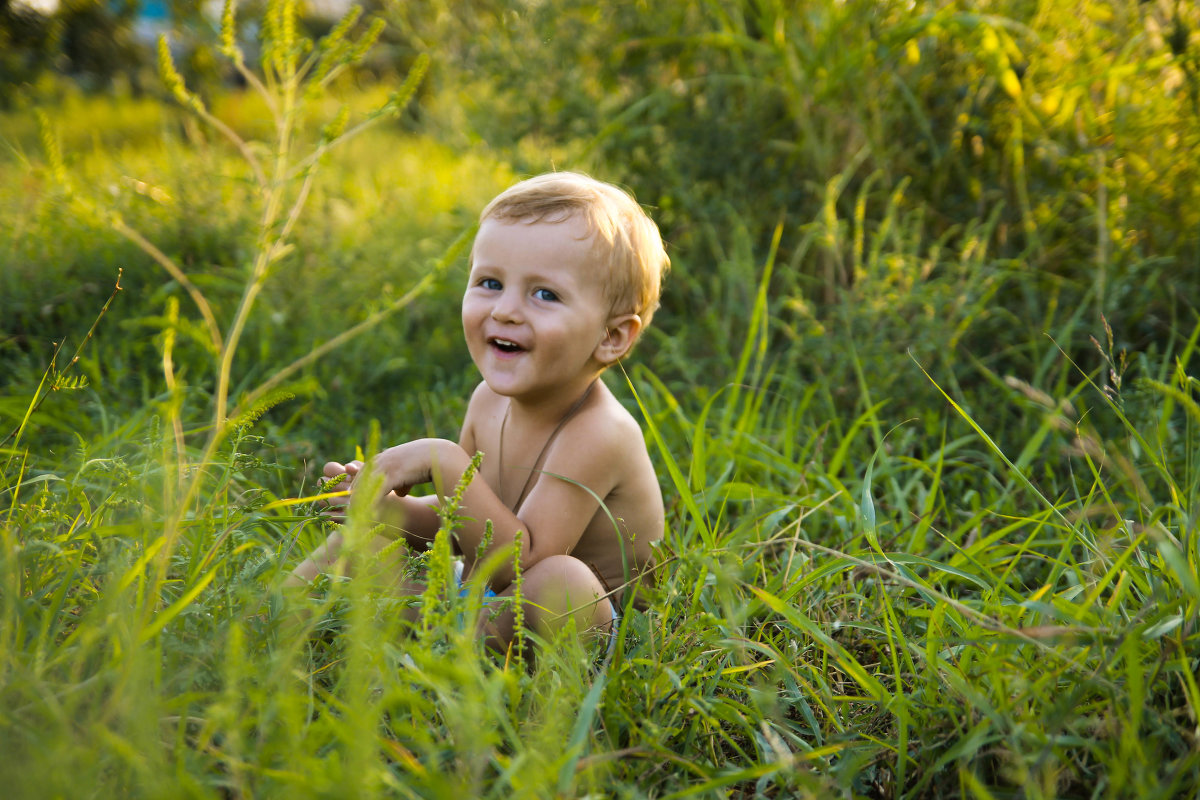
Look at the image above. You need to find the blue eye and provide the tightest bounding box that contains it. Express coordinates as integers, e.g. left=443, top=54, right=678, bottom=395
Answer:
left=534, top=288, right=559, bottom=302
left=480, top=278, right=502, bottom=290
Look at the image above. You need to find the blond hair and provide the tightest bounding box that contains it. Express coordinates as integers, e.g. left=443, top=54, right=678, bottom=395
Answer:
left=477, top=172, right=670, bottom=330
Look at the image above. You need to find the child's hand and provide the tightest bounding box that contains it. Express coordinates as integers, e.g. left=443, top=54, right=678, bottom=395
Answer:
left=318, top=460, right=361, bottom=522
left=372, top=440, right=437, bottom=499
left=317, top=440, right=444, bottom=519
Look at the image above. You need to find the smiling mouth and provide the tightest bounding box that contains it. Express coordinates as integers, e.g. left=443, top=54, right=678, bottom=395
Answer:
left=489, top=337, right=525, bottom=353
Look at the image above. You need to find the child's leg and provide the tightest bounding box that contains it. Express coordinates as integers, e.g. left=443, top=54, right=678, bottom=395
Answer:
left=284, top=529, right=346, bottom=587
left=480, top=554, right=614, bottom=651
left=284, top=528, right=415, bottom=595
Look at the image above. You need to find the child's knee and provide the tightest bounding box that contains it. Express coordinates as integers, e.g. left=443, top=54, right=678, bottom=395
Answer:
left=524, top=554, right=595, bottom=591
left=521, top=554, right=612, bottom=632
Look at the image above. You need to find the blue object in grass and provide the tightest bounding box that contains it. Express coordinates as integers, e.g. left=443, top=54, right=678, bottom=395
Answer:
left=454, top=560, right=496, bottom=598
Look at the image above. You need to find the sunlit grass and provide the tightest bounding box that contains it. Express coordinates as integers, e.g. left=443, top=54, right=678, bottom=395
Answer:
left=4, top=231, right=1200, bottom=796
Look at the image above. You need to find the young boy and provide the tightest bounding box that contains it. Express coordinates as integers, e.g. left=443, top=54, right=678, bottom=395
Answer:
left=290, top=172, right=669, bottom=649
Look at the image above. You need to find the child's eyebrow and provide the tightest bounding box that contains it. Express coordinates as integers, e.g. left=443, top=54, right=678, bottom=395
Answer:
left=467, top=263, right=503, bottom=277
left=523, top=268, right=569, bottom=284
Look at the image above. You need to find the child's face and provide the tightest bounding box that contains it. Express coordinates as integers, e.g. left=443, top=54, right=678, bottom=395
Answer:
left=463, top=215, right=612, bottom=405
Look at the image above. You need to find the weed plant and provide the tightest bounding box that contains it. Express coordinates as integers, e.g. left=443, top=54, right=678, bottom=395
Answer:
left=2, top=0, right=1200, bottom=798
left=5, top=273, right=1199, bottom=796
left=405, top=0, right=1200, bottom=371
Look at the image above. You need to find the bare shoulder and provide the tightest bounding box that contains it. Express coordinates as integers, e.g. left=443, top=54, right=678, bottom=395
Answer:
left=460, top=381, right=506, bottom=450
left=546, top=382, right=657, bottom=506
left=569, top=382, right=649, bottom=461
left=466, top=380, right=505, bottom=413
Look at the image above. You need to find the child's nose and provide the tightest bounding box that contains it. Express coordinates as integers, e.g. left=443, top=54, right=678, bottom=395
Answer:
left=490, top=291, right=523, bottom=322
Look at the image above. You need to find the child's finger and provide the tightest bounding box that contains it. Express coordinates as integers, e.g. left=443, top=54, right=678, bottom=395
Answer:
left=320, top=490, right=350, bottom=520
left=322, top=461, right=346, bottom=478
left=326, top=503, right=348, bottom=522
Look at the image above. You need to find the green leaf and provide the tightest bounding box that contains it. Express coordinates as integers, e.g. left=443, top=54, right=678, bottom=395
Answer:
left=1142, top=614, right=1183, bottom=640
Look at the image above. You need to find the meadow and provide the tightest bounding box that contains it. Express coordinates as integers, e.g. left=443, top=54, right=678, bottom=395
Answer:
left=2, top=0, right=1200, bottom=797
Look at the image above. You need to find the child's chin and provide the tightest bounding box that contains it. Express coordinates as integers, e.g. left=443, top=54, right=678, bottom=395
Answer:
left=482, top=376, right=524, bottom=396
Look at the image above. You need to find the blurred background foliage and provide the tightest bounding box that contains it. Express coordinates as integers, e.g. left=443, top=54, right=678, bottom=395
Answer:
left=4, top=0, right=1199, bottom=468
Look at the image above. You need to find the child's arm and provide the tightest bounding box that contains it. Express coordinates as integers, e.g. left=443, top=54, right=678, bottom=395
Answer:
left=308, top=392, right=485, bottom=565
left=285, top=460, right=444, bottom=587
left=366, top=424, right=622, bottom=589
left=323, top=459, right=443, bottom=546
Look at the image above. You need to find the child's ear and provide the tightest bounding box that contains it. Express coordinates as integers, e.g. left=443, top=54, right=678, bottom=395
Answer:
left=595, top=314, right=642, bottom=365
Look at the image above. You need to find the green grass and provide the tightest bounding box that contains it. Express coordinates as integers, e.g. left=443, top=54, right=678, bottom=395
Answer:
left=3, top=0, right=1200, bottom=797
left=5, top=310, right=1198, bottom=797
